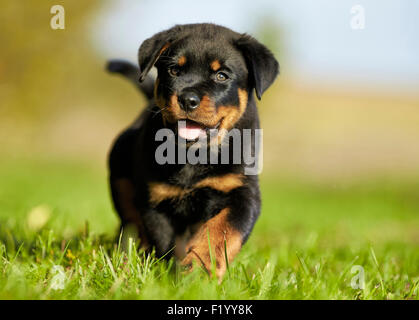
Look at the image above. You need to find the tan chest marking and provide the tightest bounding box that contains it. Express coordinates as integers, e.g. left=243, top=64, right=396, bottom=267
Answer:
left=194, top=173, right=244, bottom=193
left=148, top=173, right=244, bottom=205
left=148, top=182, right=184, bottom=205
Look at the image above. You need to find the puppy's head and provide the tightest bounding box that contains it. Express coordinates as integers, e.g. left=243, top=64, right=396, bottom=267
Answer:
left=138, top=23, right=279, bottom=141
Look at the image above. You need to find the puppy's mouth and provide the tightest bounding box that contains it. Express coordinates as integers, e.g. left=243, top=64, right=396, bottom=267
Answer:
left=176, top=119, right=220, bottom=141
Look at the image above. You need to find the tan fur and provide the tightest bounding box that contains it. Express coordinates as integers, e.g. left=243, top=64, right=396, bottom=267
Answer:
left=210, top=60, right=221, bottom=71
left=159, top=43, right=171, bottom=55
left=178, top=55, right=187, bottom=66
left=181, top=208, right=242, bottom=279
left=148, top=173, right=244, bottom=205
left=148, top=182, right=184, bottom=205
left=218, top=88, right=248, bottom=131
left=156, top=85, right=248, bottom=147
left=195, top=173, right=244, bottom=193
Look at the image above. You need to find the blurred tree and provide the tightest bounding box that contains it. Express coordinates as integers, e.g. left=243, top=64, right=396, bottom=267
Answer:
left=0, top=1, right=141, bottom=123
left=0, top=2, right=91, bottom=119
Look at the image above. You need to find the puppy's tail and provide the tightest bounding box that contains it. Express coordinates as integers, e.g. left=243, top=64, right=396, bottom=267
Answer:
left=106, top=59, right=154, bottom=100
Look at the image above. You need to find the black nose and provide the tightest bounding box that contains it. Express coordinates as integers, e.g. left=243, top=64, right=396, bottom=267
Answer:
left=179, top=92, right=200, bottom=111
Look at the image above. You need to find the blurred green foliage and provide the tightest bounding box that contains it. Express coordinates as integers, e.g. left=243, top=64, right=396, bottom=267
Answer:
left=1, top=2, right=93, bottom=119
left=0, top=157, right=417, bottom=299
left=0, top=1, right=143, bottom=123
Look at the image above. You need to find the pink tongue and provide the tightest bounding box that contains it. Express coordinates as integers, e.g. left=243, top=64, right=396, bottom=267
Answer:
left=178, top=121, right=206, bottom=140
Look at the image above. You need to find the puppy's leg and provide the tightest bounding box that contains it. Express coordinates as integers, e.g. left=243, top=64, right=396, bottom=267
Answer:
left=181, top=188, right=260, bottom=279
left=181, top=208, right=242, bottom=279
left=111, top=178, right=150, bottom=249
left=109, top=128, right=149, bottom=249
left=142, top=209, right=175, bottom=258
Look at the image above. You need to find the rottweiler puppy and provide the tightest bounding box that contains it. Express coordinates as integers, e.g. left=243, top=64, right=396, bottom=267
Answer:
left=107, top=23, right=279, bottom=278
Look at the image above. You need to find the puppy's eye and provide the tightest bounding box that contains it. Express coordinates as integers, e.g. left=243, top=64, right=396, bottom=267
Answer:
left=215, top=71, right=229, bottom=82
left=168, top=67, right=180, bottom=76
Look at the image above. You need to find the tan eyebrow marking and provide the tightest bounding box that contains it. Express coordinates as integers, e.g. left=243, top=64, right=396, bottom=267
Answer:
left=178, top=56, right=187, bottom=66
left=210, top=60, right=221, bottom=71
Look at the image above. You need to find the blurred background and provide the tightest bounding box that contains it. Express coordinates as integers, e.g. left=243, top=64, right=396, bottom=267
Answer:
left=0, top=0, right=418, bottom=239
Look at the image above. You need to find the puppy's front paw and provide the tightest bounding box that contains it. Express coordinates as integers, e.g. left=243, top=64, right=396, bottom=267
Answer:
left=181, top=209, right=243, bottom=280
left=180, top=231, right=228, bottom=280
left=182, top=241, right=211, bottom=270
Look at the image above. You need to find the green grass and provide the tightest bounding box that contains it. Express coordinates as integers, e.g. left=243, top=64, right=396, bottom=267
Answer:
left=0, top=156, right=418, bottom=299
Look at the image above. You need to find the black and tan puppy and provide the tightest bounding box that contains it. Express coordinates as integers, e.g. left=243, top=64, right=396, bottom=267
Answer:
left=107, top=23, right=278, bottom=278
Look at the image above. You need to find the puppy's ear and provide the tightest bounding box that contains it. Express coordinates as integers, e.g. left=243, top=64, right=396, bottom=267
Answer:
left=138, top=30, right=174, bottom=82
left=235, top=35, right=279, bottom=100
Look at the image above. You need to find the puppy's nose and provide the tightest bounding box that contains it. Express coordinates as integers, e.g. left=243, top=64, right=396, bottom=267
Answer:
left=179, top=92, right=200, bottom=111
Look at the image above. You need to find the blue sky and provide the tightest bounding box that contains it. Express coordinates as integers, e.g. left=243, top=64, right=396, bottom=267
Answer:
left=93, top=0, right=419, bottom=93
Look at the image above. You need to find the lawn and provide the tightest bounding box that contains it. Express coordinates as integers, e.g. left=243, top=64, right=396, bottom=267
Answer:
left=0, top=156, right=418, bottom=299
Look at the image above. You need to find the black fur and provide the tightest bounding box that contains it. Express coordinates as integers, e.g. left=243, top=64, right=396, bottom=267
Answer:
left=107, top=23, right=279, bottom=261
